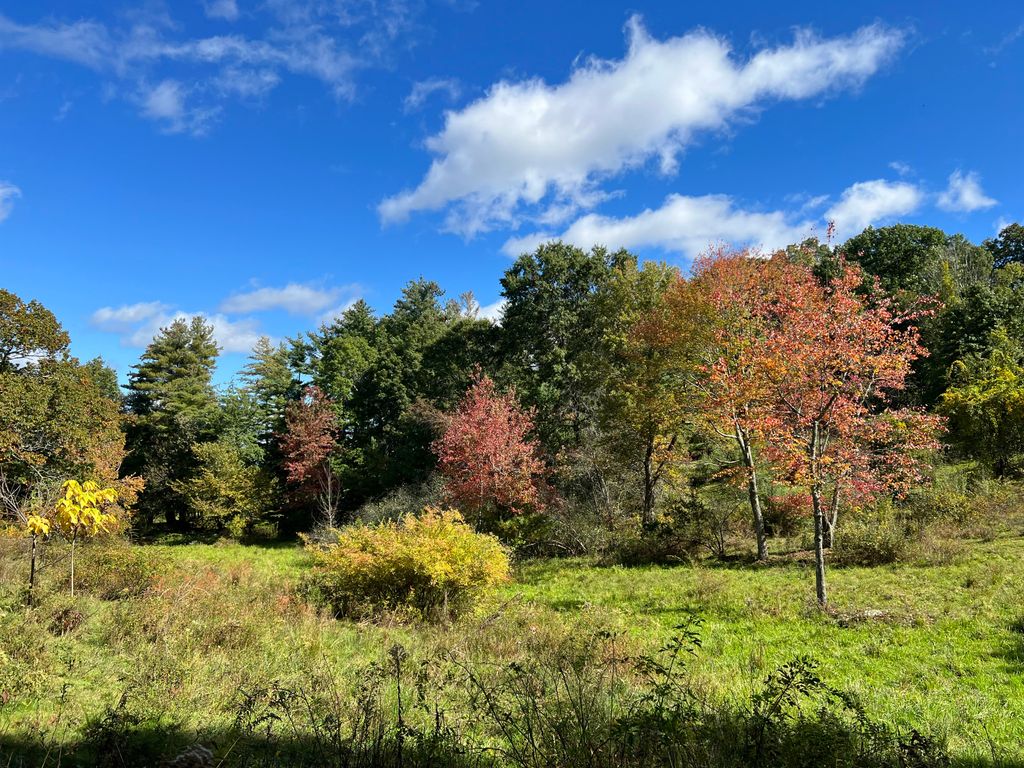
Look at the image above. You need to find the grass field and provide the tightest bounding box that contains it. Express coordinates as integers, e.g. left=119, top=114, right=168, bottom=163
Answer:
left=1, top=530, right=1022, bottom=765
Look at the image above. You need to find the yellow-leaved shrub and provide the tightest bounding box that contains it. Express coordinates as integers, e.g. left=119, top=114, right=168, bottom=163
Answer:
left=302, top=507, right=510, bottom=621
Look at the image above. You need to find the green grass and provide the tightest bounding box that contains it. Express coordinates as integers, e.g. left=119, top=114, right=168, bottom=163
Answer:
left=1, top=531, right=1022, bottom=764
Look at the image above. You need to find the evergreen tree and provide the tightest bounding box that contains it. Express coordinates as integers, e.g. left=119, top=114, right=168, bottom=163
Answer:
left=125, top=316, right=220, bottom=527
left=239, top=336, right=295, bottom=441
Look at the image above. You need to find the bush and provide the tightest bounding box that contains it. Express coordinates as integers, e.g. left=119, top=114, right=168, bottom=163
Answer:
left=833, top=508, right=908, bottom=567
left=68, top=540, right=168, bottom=600
left=302, top=507, right=511, bottom=621
left=354, top=476, right=445, bottom=525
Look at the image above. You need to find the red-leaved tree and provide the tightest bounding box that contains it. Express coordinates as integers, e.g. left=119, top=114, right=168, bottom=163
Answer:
left=280, top=385, right=340, bottom=528
left=749, top=259, right=943, bottom=607
left=433, top=372, right=547, bottom=524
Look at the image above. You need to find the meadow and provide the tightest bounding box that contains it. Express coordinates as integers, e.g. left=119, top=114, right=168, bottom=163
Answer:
left=1, top=524, right=1021, bottom=766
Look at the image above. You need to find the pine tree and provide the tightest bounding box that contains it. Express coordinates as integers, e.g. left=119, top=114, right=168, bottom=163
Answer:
left=125, top=316, right=220, bottom=527
left=240, top=336, right=294, bottom=439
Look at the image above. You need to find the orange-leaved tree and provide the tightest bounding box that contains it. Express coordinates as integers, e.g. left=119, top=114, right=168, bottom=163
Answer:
left=433, top=372, right=548, bottom=525
left=663, top=249, right=803, bottom=560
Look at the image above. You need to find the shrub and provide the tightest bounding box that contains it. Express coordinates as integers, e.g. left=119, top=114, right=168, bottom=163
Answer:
left=833, top=508, right=908, bottom=567
left=302, top=507, right=511, bottom=621
left=354, top=476, right=446, bottom=525
left=68, top=541, right=168, bottom=600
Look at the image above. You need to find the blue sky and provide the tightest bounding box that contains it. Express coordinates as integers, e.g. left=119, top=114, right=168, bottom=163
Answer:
left=1, top=1, right=1021, bottom=382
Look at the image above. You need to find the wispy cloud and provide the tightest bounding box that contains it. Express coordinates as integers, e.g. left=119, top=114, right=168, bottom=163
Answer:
left=404, top=77, right=461, bottom=112
left=138, top=79, right=220, bottom=135
left=0, top=4, right=424, bottom=133
left=985, top=22, right=1024, bottom=57
left=220, top=282, right=359, bottom=315
left=0, top=181, right=21, bottom=222
left=381, top=18, right=905, bottom=236
left=204, top=0, right=240, bottom=22
left=937, top=170, right=997, bottom=213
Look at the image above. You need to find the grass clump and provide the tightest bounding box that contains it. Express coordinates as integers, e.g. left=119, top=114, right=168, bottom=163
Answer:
left=302, top=507, right=511, bottom=621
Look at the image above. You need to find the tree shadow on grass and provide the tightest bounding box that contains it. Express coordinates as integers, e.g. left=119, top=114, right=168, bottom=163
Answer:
left=0, top=729, right=490, bottom=768
left=3, top=722, right=1021, bottom=768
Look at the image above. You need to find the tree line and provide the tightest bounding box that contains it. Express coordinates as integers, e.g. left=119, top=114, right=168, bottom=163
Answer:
left=3, top=222, right=1024, bottom=607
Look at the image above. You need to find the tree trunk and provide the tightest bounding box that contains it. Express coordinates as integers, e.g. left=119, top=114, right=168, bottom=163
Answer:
left=641, top=439, right=656, bottom=527
left=27, top=534, right=37, bottom=607
left=822, top=486, right=840, bottom=549
left=810, top=424, right=827, bottom=609
left=70, top=532, right=77, bottom=598
left=737, top=425, right=768, bottom=561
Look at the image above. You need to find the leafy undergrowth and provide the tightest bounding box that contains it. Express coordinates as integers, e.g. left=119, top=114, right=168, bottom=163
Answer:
left=0, top=532, right=1021, bottom=765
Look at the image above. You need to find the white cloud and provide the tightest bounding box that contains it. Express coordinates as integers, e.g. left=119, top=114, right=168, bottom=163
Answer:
left=888, top=160, right=912, bottom=177
left=220, top=282, right=358, bottom=315
left=504, top=177, right=928, bottom=259
left=0, top=181, right=21, bottom=222
left=213, top=66, right=280, bottom=98
left=476, top=298, right=506, bottom=322
left=0, top=15, right=111, bottom=68
left=404, top=77, right=461, bottom=111
left=824, top=179, right=922, bottom=238
left=380, top=18, right=904, bottom=235
left=90, top=301, right=171, bottom=330
left=139, top=79, right=220, bottom=135
left=204, top=0, right=240, bottom=22
left=0, top=4, right=419, bottom=132
left=205, top=313, right=265, bottom=353
left=503, top=193, right=817, bottom=259
left=92, top=302, right=266, bottom=354
left=994, top=217, right=1010, bottom=236
left=317, top=298, right=360, bottom=326
left=937, top=170, right=997, bottom=213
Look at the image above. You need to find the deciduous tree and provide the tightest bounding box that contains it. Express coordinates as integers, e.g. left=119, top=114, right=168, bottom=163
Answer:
left=280, top=386, right=340, bottom=528
left=433, top=372, right=547, bottom=524
left=749, top=261, right=941, bottom=607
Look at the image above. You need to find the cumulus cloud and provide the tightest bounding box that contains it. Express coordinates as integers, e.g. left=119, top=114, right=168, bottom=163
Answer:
left=0, top=181, right=21, bottom=222
left=824, top=179, right=922, bottom=238
left=504, top=177, right=928, bottom=259
left=476, top=298, right=506, bottom=323
left=380, top=18, right=904, bottom=235
left=503, top=193, right=817, bottom=259
left=404, top=77, right=461, bottom=111
left=220, top=282, right=357, bottom=315
left=91, top=302, right=266, bottom=354
left=318, top=298, right=361, bottom=326
left=90, top=301, right=171, bottom=330
left=937, top=170, right=997, bottom=213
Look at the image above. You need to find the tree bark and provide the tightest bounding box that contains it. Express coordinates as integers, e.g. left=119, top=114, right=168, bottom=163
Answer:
left=737, top=425, right=768, bottom=561
left=27, top=534, right=37, bottom=607
left=70, top=532, right=77, bottom=598
left=641, top=439, right=656, bottom=527
left=810, top=423, right=827, bottom=609
left=822, top=486, right=840, bottom=549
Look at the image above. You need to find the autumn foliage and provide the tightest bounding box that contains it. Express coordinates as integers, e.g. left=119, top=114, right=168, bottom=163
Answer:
left=280, top=385, right=340, bottom=525
left=433, top=372, right=548, bottom=521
